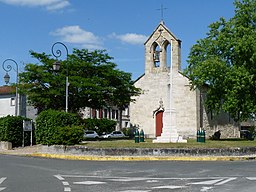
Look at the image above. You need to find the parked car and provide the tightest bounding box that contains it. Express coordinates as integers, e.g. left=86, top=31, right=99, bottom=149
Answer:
left=102, top=131, right=126, bottom=138
left=83, top=130, right=99, bottom=139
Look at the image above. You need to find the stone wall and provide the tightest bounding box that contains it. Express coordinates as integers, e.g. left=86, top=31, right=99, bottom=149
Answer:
left=171, top=72, right=199, bottom=138
left=130, top=72, right=170, bottom=138
left=41, top=145, right=256, bottom=157
left=0, top=141, right=12, bottom=150
left=201, top=92, right=240, bottom=138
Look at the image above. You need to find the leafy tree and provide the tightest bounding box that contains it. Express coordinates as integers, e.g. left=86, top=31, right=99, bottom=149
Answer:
left=19, top=49, right=141, bottom=114
left=83, top=118, right=116, bottom=135
left=103, top=70, right=140, bottom=129
left=184, top=0, right=256, bottom=122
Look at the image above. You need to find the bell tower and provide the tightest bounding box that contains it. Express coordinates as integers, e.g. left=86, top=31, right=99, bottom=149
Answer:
left=144, top=21, right=181, bottom=75
left=130, top=19, right=199, bottom=142
left=143, top=21, right=187, bottom=143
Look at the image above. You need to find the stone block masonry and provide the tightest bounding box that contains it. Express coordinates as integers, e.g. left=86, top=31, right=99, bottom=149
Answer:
left=0, top=142, right=12, bottom=150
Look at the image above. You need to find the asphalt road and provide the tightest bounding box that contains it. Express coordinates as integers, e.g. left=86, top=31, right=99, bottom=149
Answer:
left=1, top=155, right=256, bottom=192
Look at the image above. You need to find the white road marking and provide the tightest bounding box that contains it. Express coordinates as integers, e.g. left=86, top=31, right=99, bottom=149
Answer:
left=60, top=174, right=233, bottom=181
left=215, top=177, right=236, bottom=185
left=146, top=180, right=158, bottom=183
left=200, top=187, right=213, bottom=192
left=189, top=179, right=223, bottom=185
left=54, top=175, right=71, bottom=191
left=152, top=185, right=186, bottom=189
left=0, top=178, right=6, bottom=185
left=246, top=177, right=256, bottom=180
left=54, top=175, right=65, bottom=181
left=0, top=187, right=6, bottom=191
left=73, top=181, right=106, bottom=185
left=61, top=175, right=178, bottom=180
left=119, top=190, right=151, bottom=192
left=110, top=178, right=148, bottom=182
left=62, top=181, right=69, bottom=186
left=57, top=174, right=253, bottom=191
left=64, top=187, right=71, bottom=192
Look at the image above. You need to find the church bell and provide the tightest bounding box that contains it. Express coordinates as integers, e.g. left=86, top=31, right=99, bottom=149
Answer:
left=154, top=50, right=160, bottom=62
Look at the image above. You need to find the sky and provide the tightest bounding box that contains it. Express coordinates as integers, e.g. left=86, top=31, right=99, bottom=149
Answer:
left=0, top=0, right=236, bottom=86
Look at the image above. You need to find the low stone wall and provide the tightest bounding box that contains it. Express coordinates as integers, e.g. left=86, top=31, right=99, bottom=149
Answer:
left=41, top=145, right=256, bottom=157
left=0, top=141, right=12, bottom=150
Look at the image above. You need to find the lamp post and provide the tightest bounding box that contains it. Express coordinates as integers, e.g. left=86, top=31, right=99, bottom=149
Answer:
left=2, top=59, right=19, bottom=116
left=51, top=42, right=69, bottom=112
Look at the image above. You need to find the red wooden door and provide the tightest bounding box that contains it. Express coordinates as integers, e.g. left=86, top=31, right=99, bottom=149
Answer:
left=155, top=111, right=163, bottom=137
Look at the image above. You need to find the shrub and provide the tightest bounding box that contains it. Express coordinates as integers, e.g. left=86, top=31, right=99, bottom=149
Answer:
left=122, top=127, right=136, bottom=139
left=35, top=109, right=83, bottom=145
left=0, top=115, right=33, bottom=147
left=44, top=125, right=84, bottom=145
left=83, top=118, right=116, bottom=135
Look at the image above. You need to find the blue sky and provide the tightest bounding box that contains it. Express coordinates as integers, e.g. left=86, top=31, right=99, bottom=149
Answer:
left=0, top=0, right=235, bottom=86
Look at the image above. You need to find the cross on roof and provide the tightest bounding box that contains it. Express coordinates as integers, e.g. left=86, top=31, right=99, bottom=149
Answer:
left=157, top=4, right=168, bottom=21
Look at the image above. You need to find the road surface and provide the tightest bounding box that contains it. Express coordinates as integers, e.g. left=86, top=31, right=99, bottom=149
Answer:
left=1, top=155, right=256, bottom=192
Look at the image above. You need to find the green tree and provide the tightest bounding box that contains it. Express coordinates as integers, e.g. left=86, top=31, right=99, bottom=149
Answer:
left=184, top=0, right=256, bottom=122
left=19, top=49, right=140, bottom=114
left=104, top=70, right=140, bottom=129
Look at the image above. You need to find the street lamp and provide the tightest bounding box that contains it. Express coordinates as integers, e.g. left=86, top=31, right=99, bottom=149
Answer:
left=51, top=42, right=69, bottom=112
left=2, top=59, right=19, bottom=116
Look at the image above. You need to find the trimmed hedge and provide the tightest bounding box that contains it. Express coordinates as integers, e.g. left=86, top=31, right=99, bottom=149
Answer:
left=0, top=115, right=32, bottom=147
left=35, top=109, right=84, bottom=145
left=43, top=125, right=84, bottom=145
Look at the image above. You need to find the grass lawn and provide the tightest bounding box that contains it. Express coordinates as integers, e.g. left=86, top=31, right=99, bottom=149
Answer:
left=81, top=138, right=256, bottom=149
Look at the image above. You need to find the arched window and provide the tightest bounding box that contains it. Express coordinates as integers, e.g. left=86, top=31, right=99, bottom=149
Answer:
left=163, top=40, right=172, bottom=69
left=152, top=42, right=161, bottom=68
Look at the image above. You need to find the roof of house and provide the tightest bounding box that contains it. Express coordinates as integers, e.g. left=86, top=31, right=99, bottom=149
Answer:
left=0, top=86, right=16, bottom=95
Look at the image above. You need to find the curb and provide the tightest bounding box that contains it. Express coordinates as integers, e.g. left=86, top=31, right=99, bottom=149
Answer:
left=2, top=145, right=256, bottom=161
left=26, top=153, right=256, bottom=161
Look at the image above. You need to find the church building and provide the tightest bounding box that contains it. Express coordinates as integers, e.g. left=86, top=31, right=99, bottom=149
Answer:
left=129, top=21, right=240, bottom=142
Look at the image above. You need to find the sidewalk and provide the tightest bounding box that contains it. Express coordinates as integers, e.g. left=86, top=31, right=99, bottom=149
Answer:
left=0, top=145, right=41, bottom=155
left=1, top=145, right=256, bottom=161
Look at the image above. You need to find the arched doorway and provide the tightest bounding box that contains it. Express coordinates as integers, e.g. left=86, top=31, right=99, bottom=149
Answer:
left=155, top=111, right=163, bottom=137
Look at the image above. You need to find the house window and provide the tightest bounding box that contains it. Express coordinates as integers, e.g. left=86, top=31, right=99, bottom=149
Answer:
left=99, top=109, right=103, bottom=119
left=104, top=109, right=108, bottom=118
left=112, top=110, right=115, bottom=119
left=91, top=109, right=96, bottom=118
left=10, top=98, right=15, bottom=106
left=116, top=110, right=119, bottom=120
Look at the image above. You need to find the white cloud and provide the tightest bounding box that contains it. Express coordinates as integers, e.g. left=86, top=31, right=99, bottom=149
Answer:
left=110, top=33, right=148, bottom=45
left=51, top=25, right=103, bottom=50
left=0, top=0, right=70, bottom=11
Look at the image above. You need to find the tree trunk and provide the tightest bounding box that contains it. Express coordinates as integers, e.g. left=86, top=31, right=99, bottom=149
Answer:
left=117, top=107, right=123, bottom=131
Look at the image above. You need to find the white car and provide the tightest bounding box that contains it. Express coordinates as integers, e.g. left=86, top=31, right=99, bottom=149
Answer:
left=83, top=130, right=99, bottom=139
left=102, top=131, right=126, bottom=138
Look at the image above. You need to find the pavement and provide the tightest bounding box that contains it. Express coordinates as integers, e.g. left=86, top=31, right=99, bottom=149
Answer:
left=1, top=145, right=256, bottom=161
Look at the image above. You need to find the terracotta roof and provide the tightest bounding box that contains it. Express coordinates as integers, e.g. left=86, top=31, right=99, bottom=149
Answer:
left=0, top=86, right=16, bottom=95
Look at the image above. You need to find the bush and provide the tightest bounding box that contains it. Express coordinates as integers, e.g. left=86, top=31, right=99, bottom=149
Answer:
left=35, top=109, right=83, bottom=145
left=0, top=115, right=33, bottom=147
left=122, top=127, right=136, bottom=139
left=44, top=125, right=84, bottom=145
left=84, top=118, right=116, bottom=135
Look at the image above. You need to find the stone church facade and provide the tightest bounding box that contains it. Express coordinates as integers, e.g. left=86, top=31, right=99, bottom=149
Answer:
left=129, top=21, right=240, bottom=141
